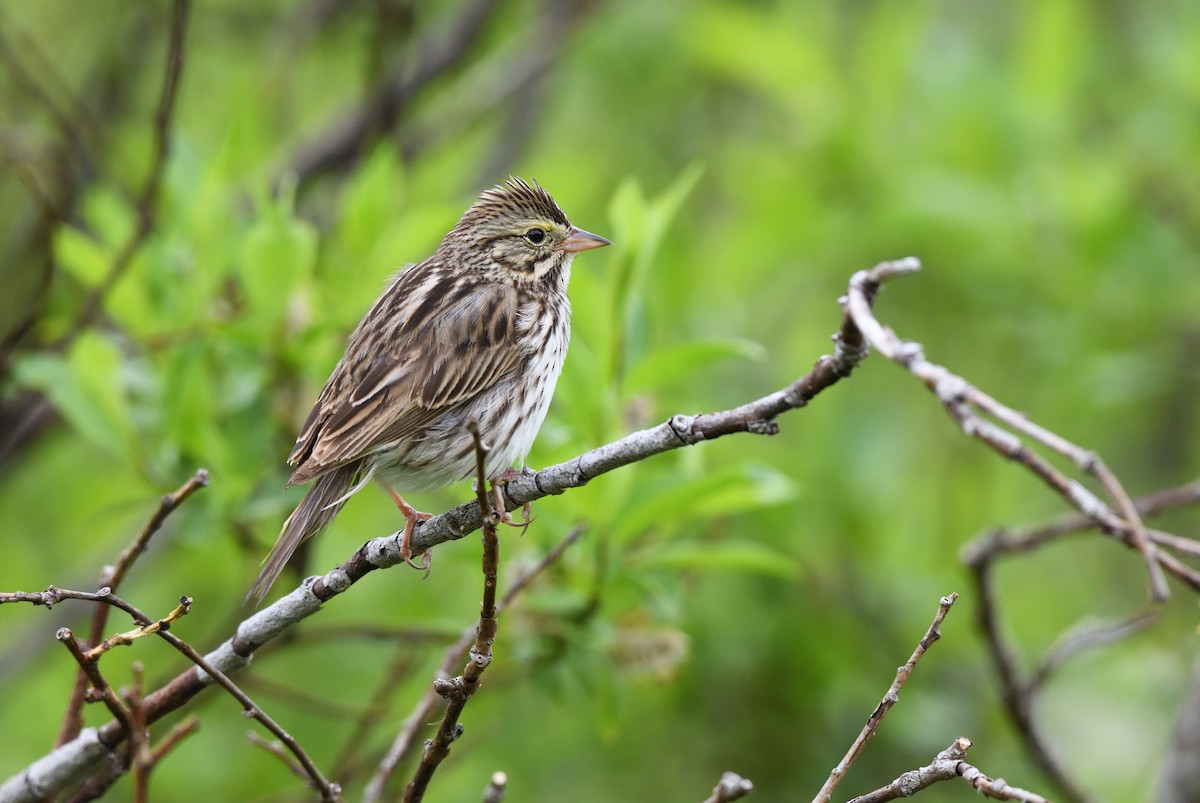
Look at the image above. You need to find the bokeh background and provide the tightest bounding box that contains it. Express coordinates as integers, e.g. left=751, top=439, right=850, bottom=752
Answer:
left=2, top=1, right=1198, bottom=800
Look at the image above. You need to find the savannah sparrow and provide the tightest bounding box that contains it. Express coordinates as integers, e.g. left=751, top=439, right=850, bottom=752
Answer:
left=246, top=178, right=609, bottom=604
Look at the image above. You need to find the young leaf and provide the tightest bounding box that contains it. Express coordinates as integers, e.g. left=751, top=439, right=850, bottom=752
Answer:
left=14, top=332, right=136, bottom=460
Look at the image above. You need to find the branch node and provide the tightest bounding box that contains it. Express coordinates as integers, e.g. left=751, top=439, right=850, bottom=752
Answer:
left=746, top=419, right=780, bottom=436
left=668, top=413, right=698, bottom=444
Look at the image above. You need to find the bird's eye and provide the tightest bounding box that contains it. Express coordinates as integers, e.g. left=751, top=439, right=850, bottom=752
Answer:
left=524, top=228, right=546, bottom=245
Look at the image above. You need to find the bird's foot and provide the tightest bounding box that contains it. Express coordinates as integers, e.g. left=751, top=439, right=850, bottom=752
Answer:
left=398, top=513, right=434, bottom=577
left=391, top=491, right=434, bottom=576
left=487, top=470, right=535, bottom=532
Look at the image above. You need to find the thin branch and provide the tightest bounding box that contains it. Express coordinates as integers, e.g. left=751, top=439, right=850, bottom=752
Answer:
left=84, top=596, right=193, bottom=660
left=846, top=737, right=1049, bottom=803
left=844, top=259, right=1171, bottom=600
left=401, top=424, right=503, bottom=803
left=3, top=587, right=341, bottom=802
left=58, top=0, right=190, bottom=343
left=56, top=628, right=135, bottom=753
left=482, top=771, right=507, bottom=803
left=1029, top=612, right=1157, bottom=692
left=285, top=0, right=501, bottom=188
left=813, top=593, right=957, bottom=803
left=363, top=524, right=586, bottom=803
left=147, top=715, right=200, bottom=766
left=961, top=479, right=1200, bottom=564
left=311, top=265, right=879, bottom=601
left=107, top=469, right=211, bottom=590
left=2, top=259, right=883, bottom=803
left=968, top=561, right=1094, bottom=803
left=127, top=663, right=149, bottom=803
left=149, top=622, right=342, bottom=801
left=59, top=468, right=208, bottom=746
left=248, top=732, right=312, bottom=783
left=702, top=771, right=754, bottom=803
left=960, top=480, right=1200, bottom=802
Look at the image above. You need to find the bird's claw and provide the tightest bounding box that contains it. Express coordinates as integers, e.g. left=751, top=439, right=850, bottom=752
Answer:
left=399, top=509, right=434, bottom=576
left=498, top=501, right=535, bottom=536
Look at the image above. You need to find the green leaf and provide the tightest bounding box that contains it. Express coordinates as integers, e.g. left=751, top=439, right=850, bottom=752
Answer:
left=239, top=195, right=318, bottom=333
left=162, top=340, right=213, bottom=456
left=614, top=461, right=797, bottom=542
left=623, top=337, right=766, bottom=395
left=612, top=165, right=704, bottom=381
left=633, top=539, right=800, bottom=579
left=85, top=185, right=136, bottom=245
left=14, top=332, right=135, bottom=460
left=54, top=225, right=112, bottom=288
left=337, top=144, right=406, bottom=258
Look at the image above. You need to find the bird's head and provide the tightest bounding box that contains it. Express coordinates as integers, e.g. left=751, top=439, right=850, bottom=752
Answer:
left=445, top=177, right=610, bottom=284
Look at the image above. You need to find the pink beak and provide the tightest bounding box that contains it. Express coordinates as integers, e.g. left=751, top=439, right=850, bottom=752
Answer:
left=558, top=227, right=611, bottom=252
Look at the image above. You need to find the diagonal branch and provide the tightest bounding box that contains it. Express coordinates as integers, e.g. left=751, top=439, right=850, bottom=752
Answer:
left=844, top=259, right=1171, bottom=600
left=847, top=737, right=1049, bottom=803
left=814, top=593, right=958, bottom=803
left=58, top=0, right=190, bottom=344
left=58, top=468, right=208, bottom=746
left=0, top=259, right=886, bottom=802
left=285, top=0, right=501, bottom=188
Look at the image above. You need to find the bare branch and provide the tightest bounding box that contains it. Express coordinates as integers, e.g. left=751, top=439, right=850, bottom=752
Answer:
left=84, top=596, right=193, bottom=660
left=400, top=424, right=503, bottom=803
left=844, top=260, right=1171, bottom=600
left=847, top=737, right=1049, bottom=803
left=363, top=524, right=585, bottom=802
left=248, top=732, right=311, bottom=783
left=961, top=479, right=1200, bottom=564
left=1029, top=612, right=1157, bottom=692
left=482, top=771, right=507, bottom=803
left=813, top=593, right=957, bottom=803
left=285, top=0, right=501, bottom=187
left=961, top=479, right=1200, bottom=803
left=0, top=260, right=898, bottom=802
left=59, top=468, right=208, bottom=745
left=56, top=628, right=135, bottom=753
left=59, top=0, right=190, bottom=342
left=3, top=587, right=341, bottom=802
left=703, top=771, right=754, bottom=803
left=968, top=561, right=1095, bottom=803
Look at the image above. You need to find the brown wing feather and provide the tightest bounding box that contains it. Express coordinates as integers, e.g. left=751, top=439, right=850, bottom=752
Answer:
left=288, top=264, right=523, bottom=485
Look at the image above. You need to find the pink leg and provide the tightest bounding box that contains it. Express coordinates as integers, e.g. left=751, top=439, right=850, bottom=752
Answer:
left=489, top=468, right=535, bottom=535
left=387, top=489, right=433, bottom=573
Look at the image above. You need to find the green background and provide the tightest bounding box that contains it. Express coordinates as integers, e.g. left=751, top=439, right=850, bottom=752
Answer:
left=1, top=1, right=1198, bottom=800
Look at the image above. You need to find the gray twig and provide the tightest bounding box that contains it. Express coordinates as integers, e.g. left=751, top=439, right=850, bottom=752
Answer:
left=813, top=593, right=957, bottom=803
left=847, top=737, right=1049, bottom=803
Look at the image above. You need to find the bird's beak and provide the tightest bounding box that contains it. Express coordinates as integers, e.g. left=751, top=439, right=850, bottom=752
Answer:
left=558, top=227, right=611, bottom=252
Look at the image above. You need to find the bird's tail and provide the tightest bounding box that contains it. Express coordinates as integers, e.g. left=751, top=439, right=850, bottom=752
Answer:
left=245, top=462, right=362, bottom=606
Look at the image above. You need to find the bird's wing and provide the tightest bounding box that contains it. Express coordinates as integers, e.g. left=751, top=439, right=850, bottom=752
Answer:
left=287, top=269, right=524, bottom=484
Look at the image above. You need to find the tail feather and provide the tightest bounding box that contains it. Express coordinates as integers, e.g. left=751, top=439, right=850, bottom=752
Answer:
left=245, top=463, right=362, bottom=606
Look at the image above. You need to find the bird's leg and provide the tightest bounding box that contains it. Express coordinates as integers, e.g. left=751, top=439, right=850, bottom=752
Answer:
left=387, top=489, right=433, bottom=574
left=490, top=468, right=535, bottom=536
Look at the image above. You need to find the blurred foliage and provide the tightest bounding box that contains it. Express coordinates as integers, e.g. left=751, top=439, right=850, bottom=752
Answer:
left=1, top=0, right=1198, bottom=800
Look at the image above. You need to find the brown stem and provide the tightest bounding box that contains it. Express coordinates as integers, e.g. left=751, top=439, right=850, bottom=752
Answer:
left=401, top=424, right=502, bottom=803
left=58, top=468, right=208, bottom=746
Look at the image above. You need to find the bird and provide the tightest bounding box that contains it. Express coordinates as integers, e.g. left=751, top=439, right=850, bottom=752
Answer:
left=246, top=178, right=610, bottom=604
